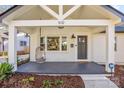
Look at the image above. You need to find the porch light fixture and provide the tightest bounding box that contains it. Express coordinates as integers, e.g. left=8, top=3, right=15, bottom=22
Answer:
left=71, top=34, right=76, bottom=39
left=58, top=26, right=64, bottom=29
left=58, top=20, right=64, bottom=24
left=58, top=20, right=64, bottom=29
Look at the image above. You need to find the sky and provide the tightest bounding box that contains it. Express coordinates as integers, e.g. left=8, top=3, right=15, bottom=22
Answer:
left=0, top=5, right=13, bottom=14
left=0, top=5, right=124, bottom=14
left=112, top=5, right=124, bottom=14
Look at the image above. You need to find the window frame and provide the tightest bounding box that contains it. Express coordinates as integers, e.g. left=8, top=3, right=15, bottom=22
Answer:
left=40, top=36, right=68, bottom=52
left=20, top=41, right=27, bottom=47
left=114, top=36, right=117, bottom=51
left=61, top=36, right=68, bottom=51
left=40, top=37, right=45, bottom=51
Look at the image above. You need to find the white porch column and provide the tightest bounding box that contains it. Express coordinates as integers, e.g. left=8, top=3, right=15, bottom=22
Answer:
left=8, top=24, right=17, bottom=71
left=106, top=24, right=115, bottom=72
left=30, top=28, right=40, bottom=61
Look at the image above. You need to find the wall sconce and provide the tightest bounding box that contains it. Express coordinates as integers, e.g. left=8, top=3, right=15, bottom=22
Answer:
left=71, top=34, right=76, bottom=39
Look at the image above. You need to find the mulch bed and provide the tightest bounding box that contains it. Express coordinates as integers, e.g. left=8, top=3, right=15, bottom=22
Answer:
left=108, top=65, right=124, bottom=88
left=0, top=73, right=85, bottom=88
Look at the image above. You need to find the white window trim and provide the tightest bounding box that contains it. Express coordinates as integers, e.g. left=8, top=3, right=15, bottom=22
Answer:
left=40, top=36, right=68, bottom=52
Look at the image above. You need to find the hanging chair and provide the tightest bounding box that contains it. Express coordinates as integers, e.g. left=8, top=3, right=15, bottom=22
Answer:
left=35, top=46, right=46, bottom=63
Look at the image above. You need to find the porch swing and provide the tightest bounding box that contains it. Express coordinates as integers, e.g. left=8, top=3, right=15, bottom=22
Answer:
left=35, top=26, right=46, bottom=63
left=35, top=46, right=46, bottom=63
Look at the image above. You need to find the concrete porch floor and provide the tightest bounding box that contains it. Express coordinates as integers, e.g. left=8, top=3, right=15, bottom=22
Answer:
left=17, top=62, right=106, bottom=74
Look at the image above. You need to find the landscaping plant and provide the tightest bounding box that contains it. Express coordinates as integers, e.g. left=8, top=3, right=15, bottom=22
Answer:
left=42, top=80, right=52, bottom=88
left=42, top=79, right=64, bottom=88
left=21, top=76, right=35, bottom=84
left=0, top=63, right=14, bottom=80
left=55, top=80, right=63, bottom=87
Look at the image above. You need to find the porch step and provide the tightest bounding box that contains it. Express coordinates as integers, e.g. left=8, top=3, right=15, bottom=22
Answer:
left=37, top=74, right=111, bottom=77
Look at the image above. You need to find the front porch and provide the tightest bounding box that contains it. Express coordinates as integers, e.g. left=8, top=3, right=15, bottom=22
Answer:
left=1, top=5, right=121, bottom=73
left=17, top=62, right=106, bottom=74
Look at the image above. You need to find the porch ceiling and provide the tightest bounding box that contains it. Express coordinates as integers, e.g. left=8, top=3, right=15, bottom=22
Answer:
left=3, top=5, right=120, bottom=21
left=17, top=26, right=106, bottom=34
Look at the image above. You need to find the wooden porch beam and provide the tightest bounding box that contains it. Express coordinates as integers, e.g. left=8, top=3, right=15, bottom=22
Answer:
left=63, top=5, right=81, bottom=19
left=59, top=5, right=63, bottom=20
left=40, top=5, right=59, bottom=19
left=11, top=19, right=111, bottom=26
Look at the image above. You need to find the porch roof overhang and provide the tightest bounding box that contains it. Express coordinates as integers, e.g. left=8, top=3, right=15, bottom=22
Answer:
left=0, top=5, right=124, bottom=23
left=5, top=5, right=117, bottom=73
left=102, top=5, right=124, bottom=22
left=0, top=5, right=22, bottom=23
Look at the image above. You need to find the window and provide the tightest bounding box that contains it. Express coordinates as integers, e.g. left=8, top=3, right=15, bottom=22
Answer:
left=115, top=37, right=117, bottom=51
left=20, top=41, right=27, bottom=46
left=40, top=37, right=45, bottom=51
left=61, top=36, right=67, bottom=51
left=47, top=37, right=60, bottom=51
left=40, top=36, right=67, bottom=51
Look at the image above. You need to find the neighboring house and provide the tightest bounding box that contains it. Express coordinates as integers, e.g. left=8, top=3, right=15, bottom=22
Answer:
left=3, top=33, right=30, bottom=52
left=0, top=34, right=7, bottom=51
left=0, top=32, right=29, bottom=63
left=0, top=5, right=124, bottom=72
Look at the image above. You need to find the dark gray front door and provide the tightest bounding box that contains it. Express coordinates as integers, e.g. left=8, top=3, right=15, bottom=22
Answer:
left=77, top=36, right=87, bottom=59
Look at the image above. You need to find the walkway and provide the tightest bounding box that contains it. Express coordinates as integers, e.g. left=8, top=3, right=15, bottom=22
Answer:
left=80, top=75, right=118, bottom=88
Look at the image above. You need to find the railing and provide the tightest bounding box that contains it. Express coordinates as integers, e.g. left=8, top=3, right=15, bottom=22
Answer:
left=0, top=51, right=29, bottom=57
left=0, top=51, right=8, bottom=57
left=0, top=51, right=29, bottom=63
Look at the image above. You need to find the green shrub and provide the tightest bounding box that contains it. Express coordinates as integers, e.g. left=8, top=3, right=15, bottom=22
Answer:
left=43, top=80, right=52, bottom=88
left=0, top=63, right=14, bottom=80
left=28, top=77, right=34, bottom=81
left=22, top=77, right=35, bottom=84
left=55, top=80, right=63, bottom=87
left=42, top=79, right=64, bottom=88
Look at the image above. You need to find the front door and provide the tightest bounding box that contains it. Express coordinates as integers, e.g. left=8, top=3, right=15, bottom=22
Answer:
left=77, top=36, right=87, bottom=59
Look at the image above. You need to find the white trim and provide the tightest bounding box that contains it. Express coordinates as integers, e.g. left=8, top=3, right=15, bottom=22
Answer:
left=63, top=5, right=81, bottom=19
left=60, top=36, right=62, bottom=51
left=45, top=36, right=47, bottom=52
left=40, top=36, right=68, bottom=52
left=59, top=5, right=63, bottom=20
left=11, top=19, right=111, bottom=26
left=8, top=25, right=17, bottom=71
left=40, top=5, right=59, bottom=19
left=76, top=59, right=89, bottom=62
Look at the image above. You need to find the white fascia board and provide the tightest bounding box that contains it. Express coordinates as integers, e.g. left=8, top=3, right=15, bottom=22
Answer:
left=11, top=19, right=111, bottom=27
